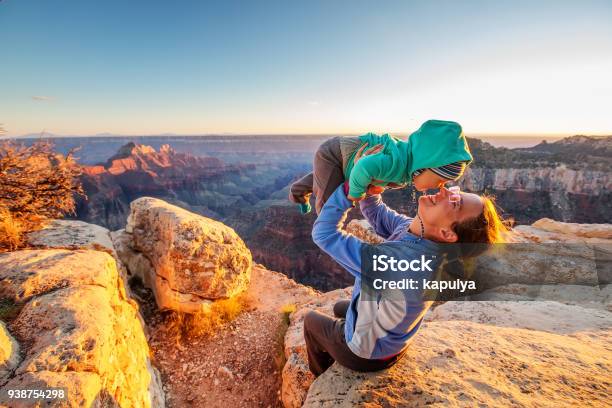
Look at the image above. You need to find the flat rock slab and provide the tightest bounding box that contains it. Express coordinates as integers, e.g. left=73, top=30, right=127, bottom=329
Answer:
left=532, top=218, right=612, bottom=239
left=303, top=320, right=611, bottom=408
left=27, top=219, right=115, bottom=253
left=0, top=249, right=116, bottom=302
left=428, top=300, right=612, bottom=334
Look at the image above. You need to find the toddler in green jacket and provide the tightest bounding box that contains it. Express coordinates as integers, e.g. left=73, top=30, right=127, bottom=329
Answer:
left=289, top=119, right=473, bottom=215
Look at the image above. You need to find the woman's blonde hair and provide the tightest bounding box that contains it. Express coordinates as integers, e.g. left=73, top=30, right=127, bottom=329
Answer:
left=453, top=194, right=512, bottom=258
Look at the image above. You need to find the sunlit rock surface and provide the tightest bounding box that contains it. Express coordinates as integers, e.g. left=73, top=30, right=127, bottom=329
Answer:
left=303, top=316, right=610, bottom=407
left=26, top=219, right=116, bottom=253
left=0, top=321, right=20, bottom=384
left=25, top=219, right=136, bottom=299
left=0, top=249, right=164, bottom=407
left=119, top=196, right=252, bottom=313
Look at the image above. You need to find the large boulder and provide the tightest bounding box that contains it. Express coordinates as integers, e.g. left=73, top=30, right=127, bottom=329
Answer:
left=282, top=290, right=611, bottom=408
left=116, top=197, right=252, bottom=313
left=0, top=249, right=164, bottom=407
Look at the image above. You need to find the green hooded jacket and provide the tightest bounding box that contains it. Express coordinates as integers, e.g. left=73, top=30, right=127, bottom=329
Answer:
left=344, top=119, right=473, bottom=199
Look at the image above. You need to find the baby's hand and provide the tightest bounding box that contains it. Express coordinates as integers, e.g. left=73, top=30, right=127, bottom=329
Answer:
left=366, top=185, right=385, bottom=195
left=347, top=185, right=383, bottom=200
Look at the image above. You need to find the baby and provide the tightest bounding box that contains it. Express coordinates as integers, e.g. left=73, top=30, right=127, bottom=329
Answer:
left=289, top=119, right=473, bottom=214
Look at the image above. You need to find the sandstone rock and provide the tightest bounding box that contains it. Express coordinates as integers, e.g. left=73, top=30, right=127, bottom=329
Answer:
left=303, top=320, right=610, bottom=407
left=344, top=219, right=384, bottom=244
left=111, top=229, right=155, bottom=286
left=0, top=250, right=116, bottom=302
left=470, top=283, right=612, bottom=311
left=281, top=288, right=351, bottom=408
left=282, top=288, right=611, bottom=407
left=26, top=220, right=135, bottom=300
left=12, top=285, right=116, bottom=375
left=0, top=249, right=164, bottom=407
left=513, top=225, right=611, bottom=244
left=463, top=166, right=610, bottom=196
left=473, top=219, right=612, bottom=290
left=474, top=241, right=602, bottom=289
left=428, top=300, right=612, bottom=334
left=532, top=218, right=612, bottom=239
left=27, top=219, right=116, bottom=254
left=123, top=197, right=252, bottom=313
left=0, top=321, right=20, bottom=385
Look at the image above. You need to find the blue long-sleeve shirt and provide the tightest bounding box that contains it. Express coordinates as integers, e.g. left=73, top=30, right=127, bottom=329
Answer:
left=312, top=186, right=441, bottom=359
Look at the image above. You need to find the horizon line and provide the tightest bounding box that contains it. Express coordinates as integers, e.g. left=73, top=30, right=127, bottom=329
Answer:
left=4, top=131, right=612, bottom=139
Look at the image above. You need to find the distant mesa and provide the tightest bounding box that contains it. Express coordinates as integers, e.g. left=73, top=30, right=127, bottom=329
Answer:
left=108, top=141, right=157, bottom=161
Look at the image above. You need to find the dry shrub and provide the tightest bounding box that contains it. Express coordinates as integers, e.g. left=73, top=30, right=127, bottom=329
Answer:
left=280, top=303, right=296, bottom=327
left=0, top=206, right=23, bottom=251
left=0, top=140, right=85, bottom=250
left=274, top=303, right=297, bottom=370
left=168, top=292, right=252, bottom=341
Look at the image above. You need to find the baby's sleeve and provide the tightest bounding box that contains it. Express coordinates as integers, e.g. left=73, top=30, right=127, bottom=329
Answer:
left=348, top=154, right=386, bottom=199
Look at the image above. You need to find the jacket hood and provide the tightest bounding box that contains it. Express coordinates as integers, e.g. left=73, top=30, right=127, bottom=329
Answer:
left=406, top=119, right=473, bottom=177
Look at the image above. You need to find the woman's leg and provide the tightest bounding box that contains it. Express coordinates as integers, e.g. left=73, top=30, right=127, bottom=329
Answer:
left=333, top=300, right=351, bottom=318
left=303, top=310, right=339, bottom=376
left=303, top=309, right=405, bottom=377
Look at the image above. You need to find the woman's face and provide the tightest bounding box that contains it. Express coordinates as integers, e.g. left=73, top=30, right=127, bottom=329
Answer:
left=417, top=188, right=484, bottom=242
left=413, top=169, right=450, bottom=192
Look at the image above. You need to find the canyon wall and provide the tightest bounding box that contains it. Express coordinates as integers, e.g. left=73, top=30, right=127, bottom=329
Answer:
left=461, top=165, right=610, bottom=223
left=70, top=136, right=610, bottom=290
left=76, top=142, right=304, bottom=230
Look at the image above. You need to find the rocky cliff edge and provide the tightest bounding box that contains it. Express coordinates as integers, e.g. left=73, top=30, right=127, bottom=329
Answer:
left=1, top=199, right=610, bottom=408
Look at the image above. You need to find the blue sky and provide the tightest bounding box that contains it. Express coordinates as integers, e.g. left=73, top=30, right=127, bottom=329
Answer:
left=1, top=0, right=611, bottom=136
